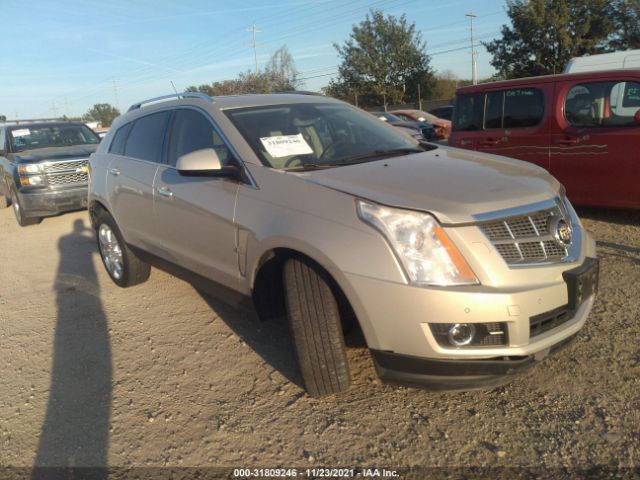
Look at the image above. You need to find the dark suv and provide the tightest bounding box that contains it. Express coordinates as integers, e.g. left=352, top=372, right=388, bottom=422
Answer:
left=0, top=121, right=100, bottom=226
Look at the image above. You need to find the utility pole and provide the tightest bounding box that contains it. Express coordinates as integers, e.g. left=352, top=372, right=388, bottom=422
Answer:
left=466, top=13, right=478, bottom=85
left=112, top=80, right=120, bottom=110
left=64, top=96, right=70, bottom=118
left=418, top=83, right=422, bottom=111
left=51, top=101, right=58, bottom=118
left=247, top=23, right=262, bottom=74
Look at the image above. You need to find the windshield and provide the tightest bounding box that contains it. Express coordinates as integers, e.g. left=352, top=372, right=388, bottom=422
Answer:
left=225, top=103, right=421, bottom=169
left=9, top=124, right=100, bottom=152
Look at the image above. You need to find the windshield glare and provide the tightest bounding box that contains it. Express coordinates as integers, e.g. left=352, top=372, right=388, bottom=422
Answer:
left=225, top=103, right=419, bottom=169
left=10, top=124, right=100, bottom=152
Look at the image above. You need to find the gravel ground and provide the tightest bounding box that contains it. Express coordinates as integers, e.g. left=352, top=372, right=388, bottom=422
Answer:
left=0, top=205, right=638, bottom=478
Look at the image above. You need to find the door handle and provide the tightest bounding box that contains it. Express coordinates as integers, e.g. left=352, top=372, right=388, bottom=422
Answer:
left=480, top=138, right=501, bottom=146
left=109, top=168, right=121, bottom=176
left=157, top=186, right=173, bottom=198
left=554, top=137, right=578, bottom=146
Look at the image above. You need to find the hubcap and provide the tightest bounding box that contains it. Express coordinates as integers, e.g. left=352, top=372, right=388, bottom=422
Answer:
left=98, top=224, right=124, bottom=280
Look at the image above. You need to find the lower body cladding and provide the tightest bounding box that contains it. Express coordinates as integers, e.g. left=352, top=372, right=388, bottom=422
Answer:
left=18, top=186, right=88, bottom=217
left=341, top=257, right=599, bottom=391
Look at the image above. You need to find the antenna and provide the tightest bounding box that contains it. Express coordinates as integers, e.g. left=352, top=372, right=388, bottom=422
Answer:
left=170, top=81, right=179, bottom=94
left=246, top=23, right=263, bottom=74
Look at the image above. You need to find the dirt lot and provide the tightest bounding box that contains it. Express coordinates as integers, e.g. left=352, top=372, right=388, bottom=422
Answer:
left=0, top=205, right=639, bottom=477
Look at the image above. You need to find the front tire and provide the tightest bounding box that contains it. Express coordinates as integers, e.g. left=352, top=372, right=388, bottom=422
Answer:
left=95, top=210, right=150, bottom=288
left=10, top=187, right=40, bottom=226
left=283, top=256, right=351, bottom=397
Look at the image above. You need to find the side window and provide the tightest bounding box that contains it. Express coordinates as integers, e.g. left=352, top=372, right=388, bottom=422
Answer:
left=503, top=88, right=544, bottom=128
left=124, top=111, right=169, bottom=162
left=0, top=129, right=6, bottom=154
left=108, top=123, right=132, bottom=155
left=484, top=91, right=503, bottom=129
left=565, top=81, right=640, bottom=128
left=167, top=109, right=231, bottom=167
left=452, top=93, right=482, bottom=131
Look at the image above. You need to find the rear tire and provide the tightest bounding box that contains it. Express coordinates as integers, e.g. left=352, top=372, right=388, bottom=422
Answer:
left=9, top=187, right=40, bottom=227
left=95, top=210, right=150, bottom=288
left=283, top=256, right=351, bottom=397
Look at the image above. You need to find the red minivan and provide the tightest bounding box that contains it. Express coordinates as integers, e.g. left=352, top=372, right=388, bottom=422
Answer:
left=449, top=70, right=640, bottom=209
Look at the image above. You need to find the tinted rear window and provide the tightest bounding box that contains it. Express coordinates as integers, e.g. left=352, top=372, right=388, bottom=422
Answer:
left=124, top=112, right=169, bottom=162
left=484, top=91, right=503, bottom=129
left=109, top=123, right=132, bottom=155
left=503, top=88, right=544, bottom=128
left=452, top=94, right=482, bottom=131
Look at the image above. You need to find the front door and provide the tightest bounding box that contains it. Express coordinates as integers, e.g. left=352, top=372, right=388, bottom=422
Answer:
left=153, top=108, right=242, bottom=290
left=550, top=79, right=640, bottom=208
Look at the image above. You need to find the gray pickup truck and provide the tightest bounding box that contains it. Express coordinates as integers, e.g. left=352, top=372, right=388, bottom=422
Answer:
left=0, top=121, right=100, bottom=226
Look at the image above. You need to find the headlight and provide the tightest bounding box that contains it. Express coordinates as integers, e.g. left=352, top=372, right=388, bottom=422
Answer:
left=18, top=164, right=44, bottom=174
left=19, top=175, right=45, bottom=186
left=356, top=199, right=479, bottom=286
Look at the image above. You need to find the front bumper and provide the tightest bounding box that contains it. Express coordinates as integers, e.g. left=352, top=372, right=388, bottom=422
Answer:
left=339, top=250, right=597, bottom=391
left=18, top=186, right=88, bottom=217
left=371, top=332, right=579, bottom=391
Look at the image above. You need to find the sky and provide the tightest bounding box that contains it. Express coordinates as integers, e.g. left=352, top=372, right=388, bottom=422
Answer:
left=0, top=0, right=509, bottom=119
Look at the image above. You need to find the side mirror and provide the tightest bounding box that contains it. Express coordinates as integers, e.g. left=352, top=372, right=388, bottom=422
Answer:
left=635, top=109, right=640, bottom=126
left=176, top=148, right=239, bottom=178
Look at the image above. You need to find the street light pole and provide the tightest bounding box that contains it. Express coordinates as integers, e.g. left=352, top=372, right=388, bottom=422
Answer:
left=466, top=13, right=478, bottom=85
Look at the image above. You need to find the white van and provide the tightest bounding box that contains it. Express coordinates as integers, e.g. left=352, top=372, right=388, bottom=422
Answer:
left=564, top=49, right=640, bottom=73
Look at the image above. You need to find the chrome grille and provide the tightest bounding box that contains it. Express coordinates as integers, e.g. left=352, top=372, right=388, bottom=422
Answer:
left=43, top=159, right=88, bottom=174
left=479, top=205, right=569, bottom=265
left=43, top=159, right=89, bottom=187
left=48, top=172, right=88, bottom=186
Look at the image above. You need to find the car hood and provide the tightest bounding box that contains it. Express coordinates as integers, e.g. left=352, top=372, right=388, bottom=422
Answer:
left=13, top=145, right=98, bottom=163
left=299, top=146, right=560, bottom=224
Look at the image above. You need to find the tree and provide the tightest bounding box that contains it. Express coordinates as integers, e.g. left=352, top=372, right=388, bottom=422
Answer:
left=186, top=45, right=298, bottom=95
left=430, top=70, right=459, bottom=101
left=485, top=0, right=613, bottom=79
left=0, top=115, right=6, bottom=123
left=266, top=45, right=299, bottom=89
left=609, top=0, right=640, bottom=50
left=325, top=10, right=434, bottom=106
left=82, top=103, right=120, bottom=127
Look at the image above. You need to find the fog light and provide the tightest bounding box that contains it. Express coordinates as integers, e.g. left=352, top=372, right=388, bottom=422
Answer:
left=447, top=323, right=476, bottom=346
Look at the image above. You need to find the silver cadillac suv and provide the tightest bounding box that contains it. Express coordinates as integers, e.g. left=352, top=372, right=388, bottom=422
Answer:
left=88, top=92, right=598, bottom=397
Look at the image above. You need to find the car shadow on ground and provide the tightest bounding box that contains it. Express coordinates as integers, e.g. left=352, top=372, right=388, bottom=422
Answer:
left=195, top=290, right=304, bottom=389
left=576, top=206, right=640, bottom=227
left=32, top=218, right=111, bottom=479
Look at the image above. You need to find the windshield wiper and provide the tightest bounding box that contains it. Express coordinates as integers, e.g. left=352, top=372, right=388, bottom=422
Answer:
left=283, top=163, right=338, bottom=171
left=329, top=147, right=425, bottom=166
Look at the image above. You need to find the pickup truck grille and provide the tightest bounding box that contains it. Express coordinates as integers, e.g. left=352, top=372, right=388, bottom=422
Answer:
left=43, top=159, right=89, bottom=187
left=479, top=205, right=569, bottom=265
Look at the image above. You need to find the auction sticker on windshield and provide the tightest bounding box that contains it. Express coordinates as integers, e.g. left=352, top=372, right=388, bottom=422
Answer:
left=260, top=134, right=313, bottom=158
left=12, top=129, right=30, bottom=137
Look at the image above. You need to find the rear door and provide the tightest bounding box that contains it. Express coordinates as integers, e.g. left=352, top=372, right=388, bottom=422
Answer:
left=449, top=92, right=483, bottom=150
left=470, top=87, right=551, bottom=170
left=550, top=77, right=640, bottom=208
left=153, top=108, right=242, bottom=290
left=106, top=111, right=170, bottom=251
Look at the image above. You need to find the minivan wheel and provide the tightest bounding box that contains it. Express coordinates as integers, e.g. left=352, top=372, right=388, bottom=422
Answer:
left=10, top=187, right=40, bottom=226
left=283, top=257, right=351, bottom=397
left=95, top=211, right=150, bottom=288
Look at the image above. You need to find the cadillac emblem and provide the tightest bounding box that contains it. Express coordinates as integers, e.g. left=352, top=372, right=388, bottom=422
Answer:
left=552, top=218, right=573, bottom=247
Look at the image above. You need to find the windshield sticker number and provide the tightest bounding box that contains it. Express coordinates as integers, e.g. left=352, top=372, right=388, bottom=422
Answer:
left=260, top=134, right=313, bottom=158
left=12, top=129, right=30, bottom=137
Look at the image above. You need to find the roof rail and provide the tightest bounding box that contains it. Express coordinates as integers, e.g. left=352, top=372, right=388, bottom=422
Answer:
left=127, top=92, right=213, bottom=112
left=275, top=90, right=324, bottom=96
